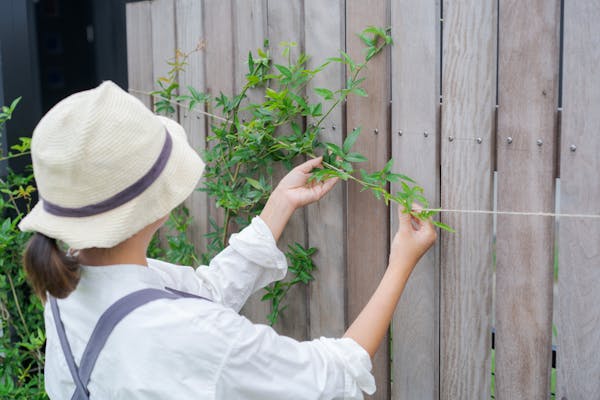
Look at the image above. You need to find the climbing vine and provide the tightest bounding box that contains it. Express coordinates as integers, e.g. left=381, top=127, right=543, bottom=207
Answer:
left=151, top=26, right=451, bottom=325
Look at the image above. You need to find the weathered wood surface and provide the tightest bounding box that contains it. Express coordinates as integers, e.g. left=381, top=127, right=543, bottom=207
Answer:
left=203, top=0, right=233, bottom=232
left=232, top=0, right=272, bottom=326
left=175, top=0, right=208, bottom=257
left=390, top=1, right=440, bottom=399
left=346, top=1, right=391, bottom=398
left=440, top=1, right=496, bottom=399
left=557, top=1, right=600, bottom=398
left=150, top=0, right=177, bottom=248
left=496, top=1, right=559, bottom=398
left=150, top=0, right=177, bottom=115
left=125, top=1, right=153, bottom=108
left=266, top=0, right=309, bottom=341
left=125, top=1, right=600, bottom=398
left=304, top=0, right=346, bottom=339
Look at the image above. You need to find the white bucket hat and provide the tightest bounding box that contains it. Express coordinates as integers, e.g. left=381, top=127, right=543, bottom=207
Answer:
left=19, top=80, right=205, bottom=249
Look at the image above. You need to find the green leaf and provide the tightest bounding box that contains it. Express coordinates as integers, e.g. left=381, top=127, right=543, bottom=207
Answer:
left=310, top=102, right=322, bottom=117
left=275, top=64, right=292, bottom=79
left=314, top=87, right=334, bottom=100
left=383, top=158, right=394, bottom=173
left=343, top=127, right=361, bottom=153
left=245, top=177, right=263, bottom=191
left=352, top=87, right=368, bottom=97
left=9, top=97, right=22, bottom=113
left=344, top=152, right=368, bottom=163
left=325, top=142, right=344, bottom=157
left=431, top=220, right=456, bottom=233
left=248, top=51, right=255, bottom=73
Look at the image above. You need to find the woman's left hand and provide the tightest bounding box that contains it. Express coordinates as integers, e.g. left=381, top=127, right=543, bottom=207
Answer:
left=274, top=157, right=339, bottom=210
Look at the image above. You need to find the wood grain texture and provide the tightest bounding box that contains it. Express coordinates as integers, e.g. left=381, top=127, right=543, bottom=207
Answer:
left=266, top=0, right=309, bottom=341
left=203, top=0, right=234, bottom=232
left=175, top=0, right=208, bottom=258
left=150, top=0, right=177, bottom=247
left=390, top=1, right=440, bottom=399
left=440, top=1, right=496, bottom=399
left=151, top=0, right=177, bottom=113
left=232, top=0, right=272, bottom=325
left=126, top=1, right=153, bottom=108
left=496, top=1, right=559, bottom=398
left=345, top=1, right=391, bottom=398
left=557, top=1, right=600, bottom=398
left=304, top=0, right=346, bottom=339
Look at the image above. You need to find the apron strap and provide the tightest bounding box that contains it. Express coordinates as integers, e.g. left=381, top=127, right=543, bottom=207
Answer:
left=49, top=297, right=89, bottom=397
left=50, top=287, right=210, bottom=400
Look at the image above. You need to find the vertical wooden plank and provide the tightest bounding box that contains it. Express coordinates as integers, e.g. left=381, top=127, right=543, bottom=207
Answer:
left=439, top=1, right=496, bottom=399
left=304, top=0, right=346, bottom=338
left=175, top=0, right=208, bottom=257
left=233, top=0, right=267, bottom=96
left=203, top=0, right=234, bottom=232
left=496, top=1, right=559, bottom=398
left=346, top=1, right=391, bottom=398
left=390, top=1, right=440, bottom=399
left=232, top=0, right=272, bottom=325
left=203, top=0, right=234, bottom=99
left=266, top=0, right=309, bottom=341
left=151, top=0, right=177, bottom=112
left=150, top=0, right=177, bottom=248
left=203, top=0, right=234, bottom=234
left=557, top=2, right=600, bottom=398
left=126, top=1, right=153, bottom=108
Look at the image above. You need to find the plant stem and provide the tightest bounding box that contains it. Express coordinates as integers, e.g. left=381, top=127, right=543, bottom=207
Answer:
left=0, top=151, right=30, bottom=162
left=0, top=177, right=22, bottom=214
left=6, top=272, right=42, bottom=364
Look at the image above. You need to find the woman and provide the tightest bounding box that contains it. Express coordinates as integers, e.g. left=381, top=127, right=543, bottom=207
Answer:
left=19, top=81, right=436, bottom=399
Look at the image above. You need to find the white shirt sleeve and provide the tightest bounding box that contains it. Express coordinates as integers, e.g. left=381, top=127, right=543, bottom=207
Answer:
left=194, top=216, right=288, bottom=312
left=216, top=314, right=376, bottom=399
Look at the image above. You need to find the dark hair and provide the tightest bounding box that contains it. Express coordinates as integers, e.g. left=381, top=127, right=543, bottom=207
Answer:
left=23, top=233, right=80, bottom=302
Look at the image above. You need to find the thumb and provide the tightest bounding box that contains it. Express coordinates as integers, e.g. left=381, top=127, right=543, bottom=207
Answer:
left=397, top=204, right=413, bottom=229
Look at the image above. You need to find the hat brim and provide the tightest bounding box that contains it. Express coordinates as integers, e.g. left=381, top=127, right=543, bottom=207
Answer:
left=19, top=116, right=205, bottom=249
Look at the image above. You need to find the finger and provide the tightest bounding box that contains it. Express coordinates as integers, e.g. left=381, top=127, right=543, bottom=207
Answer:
left=397, top=205, right=413, bottom=227
left=319, top=176, right=339, bottom=195
left=296, top=156, right=323, bottom=173
left=411, top=202, right=424, bottom=213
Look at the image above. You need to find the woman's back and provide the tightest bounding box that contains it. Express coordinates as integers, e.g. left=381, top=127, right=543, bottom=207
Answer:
left=44, top=262, right=231, bottom=399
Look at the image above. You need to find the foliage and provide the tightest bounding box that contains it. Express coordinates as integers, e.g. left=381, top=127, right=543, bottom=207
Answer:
left=0, top=99, right=46, bottom=399
left=151, top=26, right=451, bottom=324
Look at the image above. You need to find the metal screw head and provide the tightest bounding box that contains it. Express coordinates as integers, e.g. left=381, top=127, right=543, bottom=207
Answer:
left=476, top=137, right=483, bottom=144
left=374, top=129, right=379, bottom=135
left=448, top=136, right=454, bottom=142
left=332, top=125, right=336, bottom=130
left=507, top=137, right=513, bottom=144
left=398, top=130, right=403, bottom=136
left=537, top=139, right=543, bottom=147
left=423, top=131, right=429, bottom=138
left=570, top=144, right=577, bottom=152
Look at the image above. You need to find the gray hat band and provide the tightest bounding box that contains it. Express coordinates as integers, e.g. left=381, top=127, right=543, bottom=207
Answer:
left=42, top=130, right=173, bottom=218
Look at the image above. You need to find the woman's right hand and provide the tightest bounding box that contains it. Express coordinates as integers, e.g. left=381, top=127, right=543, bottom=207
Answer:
left=388, top=204, right=437, bottom=271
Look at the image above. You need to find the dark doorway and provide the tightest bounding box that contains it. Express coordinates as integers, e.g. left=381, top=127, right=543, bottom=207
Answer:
left=35, top=0, right=97, bottom=113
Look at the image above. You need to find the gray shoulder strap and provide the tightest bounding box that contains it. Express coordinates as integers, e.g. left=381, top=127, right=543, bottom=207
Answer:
left=49, top=297, right=88, bottom=397
left=50, top=288, right=181, bottom=400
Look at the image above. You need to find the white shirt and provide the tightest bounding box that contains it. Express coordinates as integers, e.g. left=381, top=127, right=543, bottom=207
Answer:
left=44, top=217, right=375, bottom=399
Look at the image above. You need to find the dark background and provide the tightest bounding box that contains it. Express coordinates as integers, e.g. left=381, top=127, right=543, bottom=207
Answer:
left=0, top=0, right=135, bottom=175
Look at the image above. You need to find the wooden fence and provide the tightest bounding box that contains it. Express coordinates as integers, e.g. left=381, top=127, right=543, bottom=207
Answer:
left=125, top=1, right=600, bottom=399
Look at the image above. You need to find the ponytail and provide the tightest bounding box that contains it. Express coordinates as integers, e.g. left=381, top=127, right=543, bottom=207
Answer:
left=23, top=233, right=80, bottom=302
